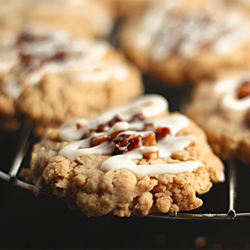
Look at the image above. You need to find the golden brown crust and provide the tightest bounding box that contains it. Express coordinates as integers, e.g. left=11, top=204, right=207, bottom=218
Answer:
left=118, top=0, right=250, bottom=87
left=24, top=111, right=224, bottom=217
left=184, top=73, right=250, bottom=163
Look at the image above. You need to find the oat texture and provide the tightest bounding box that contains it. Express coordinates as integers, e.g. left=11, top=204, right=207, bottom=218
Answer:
left=24, top=107, right=224, bottom=217
left=118, top=0, right=250, bottom=87
left=184, top=70, right=250, bottom=163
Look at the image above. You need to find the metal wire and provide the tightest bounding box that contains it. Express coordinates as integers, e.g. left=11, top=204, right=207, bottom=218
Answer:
left=0, top=125, right=246, bottom=220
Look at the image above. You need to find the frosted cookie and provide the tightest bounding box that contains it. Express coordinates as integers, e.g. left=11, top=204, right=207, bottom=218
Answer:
left=119, top=0, right=250, bottom=87
left=0, top=23, right=143, bottom=133
left=184, top=70, right=250, bottom=163
left=24, top=94, right=224, bottom=217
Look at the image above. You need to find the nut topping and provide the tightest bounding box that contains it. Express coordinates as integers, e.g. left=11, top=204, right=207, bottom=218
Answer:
left=114, top=134, right=142, bottom=152
left=237, top=80, right=250, bottom=99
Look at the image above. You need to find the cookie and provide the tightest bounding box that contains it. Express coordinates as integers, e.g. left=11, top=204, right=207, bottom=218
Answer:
left=184, top=69, right=250, bottom=163
left=25, top=0, right=115, bottom=39
left=23, top=94, right=224, bottom=217
left=113, top=0, right=152, bottom=20
left=0, top=1, right=28, bottom=35
left=118, top=0, right=250, bottom=87
left=0, top=22, right=143, bottom=134
left=0, top=0, right=115, bottom=39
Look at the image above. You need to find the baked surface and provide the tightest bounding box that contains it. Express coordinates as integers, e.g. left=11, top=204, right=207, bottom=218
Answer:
left=118, top=0, right=250, bottom=87
left=0, top=22, right=143, bottom=134
left=23, top=95, right=224, bottom=217
left=184, top=70, right=250, bottom=163
left=0, top=0, right=115, bottom=39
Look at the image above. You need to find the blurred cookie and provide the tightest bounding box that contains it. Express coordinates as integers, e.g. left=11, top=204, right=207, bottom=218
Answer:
left=0, top=23, right=143, bottom=133
left=26, top=0, right=115, bottom=39
left=119, top=0, right=250, bottom=87
left=24, top=94, right=224, bottom=217
left=0, top=0, right=115, bottom=39
left=113, top=0, right=152, bottom=19
left=184, top=70, right=250, bottom=163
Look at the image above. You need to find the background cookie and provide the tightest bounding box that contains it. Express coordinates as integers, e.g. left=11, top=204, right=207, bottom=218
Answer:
left=23, top=94, right=224, bottom=217
left=118, top=0, right=250, bottom=87
left=184, top=69, right=250, bottom=163
left=0, top=23, right=142, bottom=135
left=113, top=0, right=152, bottom=20
left=26, top=0, right=115, bottom=39
left=0, top=0, right=115, bottom=39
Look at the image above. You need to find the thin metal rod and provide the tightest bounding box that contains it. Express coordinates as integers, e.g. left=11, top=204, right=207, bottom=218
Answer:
left=227, top=159, right=237, bottom=219
left=2, top=124, right=250, bottom=219
left=148, top=212, right=231, bottom=220
left=8, top=125, right=32, bottom=178
left=12, top=178, right=35, bottom=191
left=0, top=170, right=10, bottom=181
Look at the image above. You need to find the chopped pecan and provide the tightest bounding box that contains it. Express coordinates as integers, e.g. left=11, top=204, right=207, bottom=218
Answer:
left=90, top=134, right=109, bottom=147
left=82, top=129, right=94, bottom=139
left=143, top=123, right=155, bottom=131
left=143, top=151, right=158, bottom=160
left=113, top=134, right=142, bottom=152
left=19, top=54, right=45, bottom=70
left=17, top=32, right=34, bottom=43
left=51, top=51, right=68, bottom=61
left=129, top=113, right=145, bottom=122
left=237, top=80, right=250, bottom=99
left=142, top=132, right=157, bottom=146
left=97, top=115, right=124, bottom=132
left=76, top=123, right=84, bottom=129
left=142, top=132, right=158, bottom=160
left=108, top=115, right=124, bottom=127
left=155, top=127, right=171, bottom=141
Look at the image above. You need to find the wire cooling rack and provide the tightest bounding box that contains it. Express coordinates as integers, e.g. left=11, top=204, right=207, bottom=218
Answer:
left=0, top=124, right=250, bottom=220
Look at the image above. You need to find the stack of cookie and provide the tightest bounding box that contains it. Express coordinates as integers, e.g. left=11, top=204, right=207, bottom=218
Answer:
left=10, top=0, right=250, bottom=217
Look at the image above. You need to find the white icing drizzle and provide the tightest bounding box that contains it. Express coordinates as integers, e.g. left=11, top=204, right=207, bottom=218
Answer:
left=59, top=136, right=115, bottom=161
left=1, top=25, right=128, bottom=99
left=58, top=94, right=168, bottom=141
left=214, top=73, right=250, bottom=110
left=92, top=94, right=168, bottom=127
left=58, top=95, right=202, bottom=177
left=148, top=115, right=190, bottom=135
left=131, top=1, right=250, bottom=60
left=100, top=155, right=203, bottom=179
left=158, top=134, right=196, bottom=158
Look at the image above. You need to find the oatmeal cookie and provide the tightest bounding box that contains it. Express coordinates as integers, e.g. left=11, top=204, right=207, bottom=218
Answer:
left=184, top=69, right=250, bottom=163
left=119, top=0, right=250, bottom=87
left=0, top=23, right=143, bottom=134
left=24, top=94, right=224, bottom=217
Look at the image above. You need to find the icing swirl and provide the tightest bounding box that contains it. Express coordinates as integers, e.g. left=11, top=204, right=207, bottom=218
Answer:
left=131, top=0, right=250, bottom=60
left=58, top=95, right=203, bottom=178
left=1, top=23, right=128, bottom=100
left=214, top=73, right=250, bottom=110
